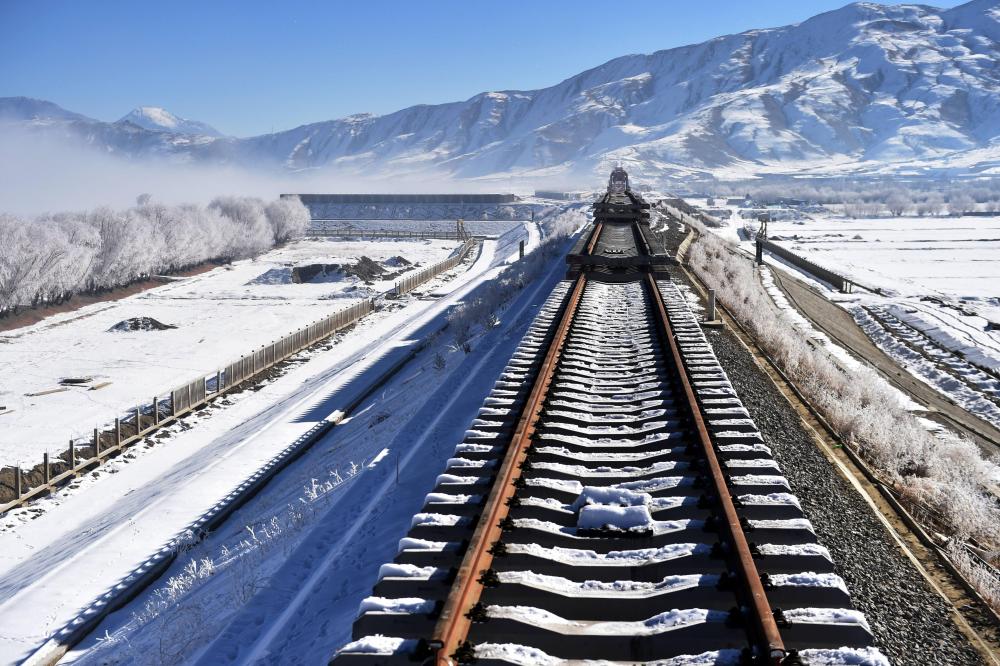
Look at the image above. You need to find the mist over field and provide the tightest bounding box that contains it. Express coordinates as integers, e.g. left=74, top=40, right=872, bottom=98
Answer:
left=0, top=128, right=579, bottom=215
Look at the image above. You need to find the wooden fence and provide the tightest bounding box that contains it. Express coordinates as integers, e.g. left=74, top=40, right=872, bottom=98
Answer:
left=394, top=238, right=475, bottom=296
left=0, top=241, right=479, bottom=514
left=0, top=299, right=372, bottom=512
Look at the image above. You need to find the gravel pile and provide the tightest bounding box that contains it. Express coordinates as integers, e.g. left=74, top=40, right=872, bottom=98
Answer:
left=658, top=247, right=983, bottom=662
left=108, top=316, right=177, bottom=332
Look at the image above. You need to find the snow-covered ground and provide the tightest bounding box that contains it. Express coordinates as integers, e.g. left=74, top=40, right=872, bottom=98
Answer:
left=0, top=237, right=463, bottom=467
left=685, top=200, right=1000, bottom=430
left=0, top=220, right=545, bottom=664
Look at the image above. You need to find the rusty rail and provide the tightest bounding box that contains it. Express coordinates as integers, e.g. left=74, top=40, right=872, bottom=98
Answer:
left=431, top=222, right=605, bottom=663
left=432, top=274, right=586, bottom=664
left=584, top=221, right=603, bottom=256
left=644, top=271, right=786, bottom=663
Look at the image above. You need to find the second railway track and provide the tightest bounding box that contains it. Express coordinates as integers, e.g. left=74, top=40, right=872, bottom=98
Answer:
left=333, top=172, right=886, bottom=665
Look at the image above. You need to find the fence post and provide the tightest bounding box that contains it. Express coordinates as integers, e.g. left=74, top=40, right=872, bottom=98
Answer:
left=69, top=439, right=76, bottom=469
left=135, top=405, right=142, bottom=435
left=13, top=466, right=20, bottom=499
left=115, top=418, right=121, bottom=447
left=94, top=428, right=100, bottom=457
left=172, top=390, right=177, bottom=417
left=43, top=452, right=50, bottom=485
left=216, top=370, right=222, bottom=393
left=153, top=396, right=159, bottom=425
left=706, top=289, right=717, bottom=322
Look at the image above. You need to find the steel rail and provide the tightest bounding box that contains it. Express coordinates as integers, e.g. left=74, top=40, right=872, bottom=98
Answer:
left=432, top=220, right=606, bottom=663
left=585, top=221, right=604, bottom=255
left=431, top=274, right=586, bottom=665
left=644, top=271, right=787, bottom=664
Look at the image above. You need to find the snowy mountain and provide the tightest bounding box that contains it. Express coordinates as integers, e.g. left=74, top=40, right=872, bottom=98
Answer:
left=117, top=106, right=222, bottom=136
left=4, top=0, right=1000, bottom=180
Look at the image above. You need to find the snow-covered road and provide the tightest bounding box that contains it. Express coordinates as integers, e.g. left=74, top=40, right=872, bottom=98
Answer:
left=0, top=224, right=539, bottom=665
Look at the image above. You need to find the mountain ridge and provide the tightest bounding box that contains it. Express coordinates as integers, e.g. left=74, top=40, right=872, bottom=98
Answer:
left=117, top=106, right=222, bottom=137
left=3, top=0, right=1000, bottom=181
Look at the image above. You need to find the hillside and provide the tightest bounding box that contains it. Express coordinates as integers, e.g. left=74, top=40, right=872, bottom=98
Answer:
left=3, top=0, right=1000, bottom=181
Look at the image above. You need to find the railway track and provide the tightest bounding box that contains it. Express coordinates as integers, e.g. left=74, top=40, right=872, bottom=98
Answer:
left=333, top=180, right=885, bottom=665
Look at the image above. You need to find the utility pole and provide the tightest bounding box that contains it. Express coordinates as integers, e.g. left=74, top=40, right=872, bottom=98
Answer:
left=755, top=213, right=769, bottom=265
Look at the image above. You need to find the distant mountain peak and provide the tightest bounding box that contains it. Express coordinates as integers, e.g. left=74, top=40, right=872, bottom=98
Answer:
left=5, top=0, right=1000, bottom=180
left=117, top=106, right=222, bottom=137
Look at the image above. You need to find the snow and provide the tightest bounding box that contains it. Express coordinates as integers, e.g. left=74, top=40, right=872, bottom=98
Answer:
left=737, top=492, right=801, bottom=509
left=761, top=213, right=1000, bottom=356
left=0, top=237, right=462, bottom=467
left=485, top=605, right=724, bottom=635
left=0, top=221, right=551, bottom=663
left=576, top=504, right=655, bottom=532
left=474, top=643, right=741, bottom=666
left=357, top=596, right=434, bottom=614
left=496, top=571, right=712, bottom=598
left=714, top=207, right=1000, bottom=426
left=797, top=647, right=891, bottom=666
left=769, top=572, right=848, bottom=593
left=852, top=306, right=1000, bottom=429
left=13, top=2, right=1000, bottom=183
left=376, top=563, right=436, bottom=580
left=504, top=542, right=709, bottom=566
left=757, top=543, right=832, bottom=559
left=410, top=512, right=465, bottom=527
left=42, top=222, right=565, bottom=665
left=729, top=474, right=790, bottom=488
left=397, top=537, right=449, bottom=552
left=118, top=106, right=222, bottom=137
left=337, top=635, right=415, bottom=655
left=570, top=486, right=651, bottom=509
left=784, top=607, right=872, bottom=630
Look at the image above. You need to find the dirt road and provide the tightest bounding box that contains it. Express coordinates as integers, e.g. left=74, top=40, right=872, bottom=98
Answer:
left=768, top=265, right=1000, bottom=454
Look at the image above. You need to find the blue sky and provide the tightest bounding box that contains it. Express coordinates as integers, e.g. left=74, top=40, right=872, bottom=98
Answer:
left=1, top=0, right=962, bottom=137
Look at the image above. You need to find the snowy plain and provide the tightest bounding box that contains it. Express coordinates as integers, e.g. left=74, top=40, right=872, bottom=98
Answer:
left=0, top=220, right=544, bottom=664
left=685, top=199, right=1000, bottom=430
left=0, top=237, right=462, bottom=467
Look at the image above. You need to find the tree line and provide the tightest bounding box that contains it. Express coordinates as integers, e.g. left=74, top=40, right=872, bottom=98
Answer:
left=0, top=196, right=310, bottom=317
left=702, top=179, right=1000, bottom=218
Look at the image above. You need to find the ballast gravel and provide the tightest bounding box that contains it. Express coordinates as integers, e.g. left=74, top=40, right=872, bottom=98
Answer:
left=702, top=322, right=983, bottom=665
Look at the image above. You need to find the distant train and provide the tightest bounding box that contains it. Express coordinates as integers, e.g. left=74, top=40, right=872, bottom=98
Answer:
left=608, top=166, right=630, bottom=194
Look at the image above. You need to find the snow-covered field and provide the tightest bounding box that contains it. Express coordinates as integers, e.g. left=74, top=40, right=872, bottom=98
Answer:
left=0, top=219, right=546, bottom=664
left=765, top=215, right=1000, bottom=322
left=0, top=237, right=462, bottom=468
left=686, top=199, right=1000, bottom=430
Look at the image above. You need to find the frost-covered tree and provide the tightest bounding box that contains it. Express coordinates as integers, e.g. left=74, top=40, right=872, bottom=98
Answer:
left=948, top=192, right=974, bottom=217
left=265, top=197, right=309, bottom=244
left=886, top=190, right=910, bottom=217
left=0, top=195, right=313, bottom=317
left=208, top=197, right=273, bottom=260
